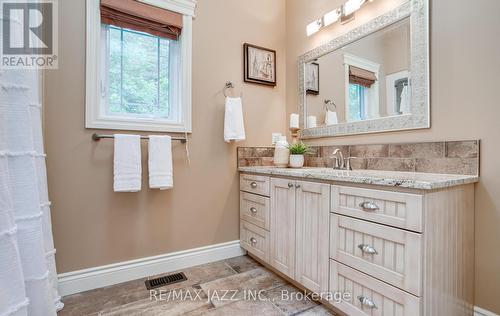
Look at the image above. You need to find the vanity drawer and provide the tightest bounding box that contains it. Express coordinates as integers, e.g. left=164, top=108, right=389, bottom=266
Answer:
left=330, top=214, right=422, bottom=296
left=330, top=260, right=421, bottom=316
left=240, top=192, right=270, bottom=230
left=240, top=174, right=270, bottom=197
left=331, top=185, right=423, bottom=232
left=240, top=220, right=269, bottom=262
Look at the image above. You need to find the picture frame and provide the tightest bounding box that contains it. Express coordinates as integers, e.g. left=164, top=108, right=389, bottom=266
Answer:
left=306, top=62, right=319, bottom=95
left=243, top=43, right=276, bottom=86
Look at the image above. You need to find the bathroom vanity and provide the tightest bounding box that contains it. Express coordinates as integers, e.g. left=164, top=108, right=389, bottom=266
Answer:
left=239, top=167, right=478, bottom=316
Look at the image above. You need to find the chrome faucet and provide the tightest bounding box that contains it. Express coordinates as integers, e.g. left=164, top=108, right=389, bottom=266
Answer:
left=330, top=149, right=344, bottom=170
left=330, top=149, right=356, bottom=170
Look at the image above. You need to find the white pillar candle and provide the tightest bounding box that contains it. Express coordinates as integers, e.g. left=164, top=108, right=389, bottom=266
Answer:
left=290, top=113, right=299, bottom=129
left=307, top=115, right=317, bottom=128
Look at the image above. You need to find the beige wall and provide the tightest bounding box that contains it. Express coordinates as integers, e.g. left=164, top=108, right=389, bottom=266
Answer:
left=44, top=0, right=287, bottom=273
left=286, top=0, right=500, bottom=313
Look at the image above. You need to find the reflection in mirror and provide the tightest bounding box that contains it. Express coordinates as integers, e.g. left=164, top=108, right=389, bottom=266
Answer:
left=305, top=18, right=410, bottom=128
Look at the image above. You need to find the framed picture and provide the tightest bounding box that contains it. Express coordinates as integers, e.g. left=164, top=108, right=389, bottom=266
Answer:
left=305, top=62, right=319, bottom=95
left=244, top=43, right=276, bottom=86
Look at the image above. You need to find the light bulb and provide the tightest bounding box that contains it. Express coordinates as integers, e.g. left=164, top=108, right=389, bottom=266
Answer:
left=343, top=0, right=366, bottom=16
left=306, top=18, right=323, bottom=36
left=323, top=9, right=341, bottom=26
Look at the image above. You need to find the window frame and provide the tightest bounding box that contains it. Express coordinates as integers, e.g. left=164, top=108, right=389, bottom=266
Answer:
left=85, top=0, right=196, bottom=133
left=343, top=53, right=380, bottom=122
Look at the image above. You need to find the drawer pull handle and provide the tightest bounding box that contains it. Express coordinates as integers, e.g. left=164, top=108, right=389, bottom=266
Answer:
left=250, top=207, right=258, bottom=214
left=250, top=237, right=257, bottom=244
left=358, top=296, right=377, bottom=309
left=250, top=182, right=258, bottom=189
left=359, top=201, right=379, bottom=211
left=358, top=244, right=378, bottom=255
left=288, top=182, right=294, bottom=188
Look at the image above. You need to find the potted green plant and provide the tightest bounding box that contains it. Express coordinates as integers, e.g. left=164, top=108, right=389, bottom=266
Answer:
left=287, top=142, right=311, bottom=168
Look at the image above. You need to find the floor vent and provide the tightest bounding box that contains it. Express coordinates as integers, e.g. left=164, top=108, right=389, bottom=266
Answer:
left=145, top=272, right=187, bottom=290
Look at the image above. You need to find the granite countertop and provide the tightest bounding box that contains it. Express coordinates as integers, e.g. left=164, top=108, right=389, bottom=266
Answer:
left=238, top=167, right=479, bottom=190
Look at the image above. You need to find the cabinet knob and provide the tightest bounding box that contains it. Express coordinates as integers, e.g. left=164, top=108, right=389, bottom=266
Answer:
left=359, top=201, right=379, bottom=212
left=358, top=244, right=378, bottom=255
left=358, top=296, right=377, bottom=309
left=288, top=182, right=294, bottom=188
left=250, top=207, right=258, bottom=214
left=295, top=184, right=301, bottom=189
left=250, top=237, right=257, bottom=244
left=250, top=182, right=258, bottom=189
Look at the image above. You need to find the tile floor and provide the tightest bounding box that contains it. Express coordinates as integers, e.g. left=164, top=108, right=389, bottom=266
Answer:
left=58, top=255, right=336, bottom=316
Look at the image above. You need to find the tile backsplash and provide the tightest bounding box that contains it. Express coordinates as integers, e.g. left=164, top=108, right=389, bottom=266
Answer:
left=237, top=140, right=479, bottom=176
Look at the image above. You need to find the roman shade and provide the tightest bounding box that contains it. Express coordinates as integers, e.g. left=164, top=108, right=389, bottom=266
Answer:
left=349, top=65, right=377, bottom=87
left=100, top=0, right=183, bottom=40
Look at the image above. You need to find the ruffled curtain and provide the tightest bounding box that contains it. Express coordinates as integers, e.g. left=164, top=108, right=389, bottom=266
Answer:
left=0, top=65, right=63, bottom=316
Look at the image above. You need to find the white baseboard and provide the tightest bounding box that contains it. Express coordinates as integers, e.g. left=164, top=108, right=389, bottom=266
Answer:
left=58, top=240, right=245, bottom=297
left=475, top=306, right=499, bottom=316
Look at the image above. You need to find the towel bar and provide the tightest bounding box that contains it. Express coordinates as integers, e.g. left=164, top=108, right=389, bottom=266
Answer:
left=92, top=133, right=187, bottom=143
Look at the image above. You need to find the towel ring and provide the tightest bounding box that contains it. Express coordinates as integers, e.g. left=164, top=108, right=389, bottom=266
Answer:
left=223, top=81, right=242, bottom=98
left=324, top=99, right=337, bottom=111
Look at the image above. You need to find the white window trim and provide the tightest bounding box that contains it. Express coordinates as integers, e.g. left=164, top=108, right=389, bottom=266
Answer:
left=85, top=0, right=196, bottom=133
left=343, top=53, right=380, bottom=122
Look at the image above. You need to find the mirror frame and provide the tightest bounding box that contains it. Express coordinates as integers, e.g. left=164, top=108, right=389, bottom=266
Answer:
left=298, top=0, right=429, bottom=139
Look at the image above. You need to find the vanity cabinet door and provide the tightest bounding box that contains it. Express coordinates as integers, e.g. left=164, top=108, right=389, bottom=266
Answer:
left=295, top=181, right=330, bottom=293
left=270, top=178, right=296, bottom=278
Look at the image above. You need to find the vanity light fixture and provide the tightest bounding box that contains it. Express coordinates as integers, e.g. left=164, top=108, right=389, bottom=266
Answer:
left=306, top=0, right=373, bottom=36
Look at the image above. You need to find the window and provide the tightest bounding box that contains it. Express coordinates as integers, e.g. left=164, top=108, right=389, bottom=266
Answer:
left=348, top=83, right=367, bottom=122
left=343, top=53, right=380, bottom=122
left=86, top=0, right=195, bottom=132
left=101, top=25, right=180, bottom=121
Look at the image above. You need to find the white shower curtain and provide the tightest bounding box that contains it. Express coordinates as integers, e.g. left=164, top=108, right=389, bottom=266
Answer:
left=0, top=70, right=63, bottom=315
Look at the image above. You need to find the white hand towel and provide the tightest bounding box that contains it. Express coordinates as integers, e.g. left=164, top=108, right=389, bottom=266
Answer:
left=224, top=97, right=246, bottom=142
left=399, top=85, right=410, bottom=114
left=114, top=134, right=141, bottom=192
left=325, top=110, right=338, bottom=125
left=148, top=135, right=173, bottom=190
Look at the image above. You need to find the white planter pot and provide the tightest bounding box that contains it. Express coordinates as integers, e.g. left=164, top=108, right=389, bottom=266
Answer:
left=289, top=154, right=305, bottom=168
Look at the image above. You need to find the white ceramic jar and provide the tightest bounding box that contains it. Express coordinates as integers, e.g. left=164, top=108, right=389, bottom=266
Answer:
left=273, top=137, right=290, bottom=168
